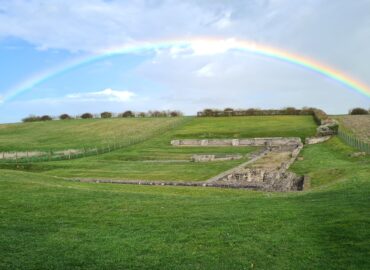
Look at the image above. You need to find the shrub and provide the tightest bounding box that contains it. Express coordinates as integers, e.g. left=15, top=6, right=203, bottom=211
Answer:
left=284, top=107, right=298, bottom=115
left=59, top=114, right=72, bottom=120
left=121, top=110, right=134, bottom=117
left=137, top=112, right=147, bottom=117
left=149, top=110, right=167, bottom=117
left=100, top=111, right=112, bottom=118
left=22, top=115, right=41, bottom=123
left=81, top=113, right=93, bottom=119
left=312, top=109, right=328, bottom=125
left=170, top=110, right=183, bottom=117
left=40, top=115, right=53, bottom=121
left=349, top=107, right=368, bottom=115
left=223, top=108, right=234, bottom=116
left=202, top=109, right=215, bottom=117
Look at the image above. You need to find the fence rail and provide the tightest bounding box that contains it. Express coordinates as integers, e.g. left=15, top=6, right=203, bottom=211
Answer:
left=337, top=128, right=370, bottom=154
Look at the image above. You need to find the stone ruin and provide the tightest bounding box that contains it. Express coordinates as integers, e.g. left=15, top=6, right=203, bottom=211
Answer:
left=316, top=119, right=338, bottom=136
left=191, top=154, right=243, bottom=162
left=172, top=137, right=305, bottom=191
left=171, top=137, right=302, bottom=147
left=208, top=143, right=304, bottom=191
left=216, top=169, right=304, bottom=192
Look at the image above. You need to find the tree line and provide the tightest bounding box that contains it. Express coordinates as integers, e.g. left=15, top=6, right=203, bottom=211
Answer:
left=22, top=110, right=183, bottom=123
left=197, top=107, right=369, bottom=118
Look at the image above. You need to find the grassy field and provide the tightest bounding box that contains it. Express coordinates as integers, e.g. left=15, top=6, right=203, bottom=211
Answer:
left=1, top=138, right=369, bottom=269
left=1, top=115, right=316, bottom=181
left=0, top=115, right=316, bottom=152
left=0, top=117, right=185, bottom=151
left=172, top=115, right=316, bottom=140
left=335, top=115, right=370, bottom=143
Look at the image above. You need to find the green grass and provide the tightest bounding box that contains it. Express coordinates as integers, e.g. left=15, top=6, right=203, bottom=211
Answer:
left=0, top=115, right=316, bottom=181
left=291, top=137, right=370, bottom=188
left=0, top=117, right=184, bottom=151
left=0, top=138, right=369, bottom=269
left=172, top=115, right=316, bottom=141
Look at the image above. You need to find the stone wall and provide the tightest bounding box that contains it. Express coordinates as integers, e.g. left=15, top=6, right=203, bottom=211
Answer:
left=191, top=154, right=243, bottom=162
left=171, top=137, right=302, bottom=147
left=305, top=136, right=331, bottom=145
left=207, top=143, right=304, bottom=191
left=215, top=168, right=304, bottom=192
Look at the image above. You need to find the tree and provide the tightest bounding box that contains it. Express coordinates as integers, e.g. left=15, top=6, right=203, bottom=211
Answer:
left=59, top=114, right=72, bottom=120
left=203, top=109, right=214, bottom=117
left=40, top=115, right=53, bottom=121
left=81, top=113, right=93, bottom=119
left=170, top=110, right=183, bottom=117
left=349, top=107, right=368, bottom=115
left=223, top=108, right=234, bottom=116
left=121, top=110, right=134, bottom=117
left=100, top=111, right=112, bottom=118
left=22, top=115, right=41, bottom=122
left=284, top=107, right=298, bottom=115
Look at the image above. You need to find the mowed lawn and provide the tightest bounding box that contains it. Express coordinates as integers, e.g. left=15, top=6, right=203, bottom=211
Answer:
left=3, top=115, right=317, bottom=181
left=0, top=138, right=369, bottom=269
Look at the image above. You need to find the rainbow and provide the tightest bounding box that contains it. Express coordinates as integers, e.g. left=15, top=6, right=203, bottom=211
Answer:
left=2, top=37, right=370, bottom=103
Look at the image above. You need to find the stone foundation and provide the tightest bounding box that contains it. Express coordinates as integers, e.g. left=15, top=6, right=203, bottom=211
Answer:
left=305, top=136, right=331, bottom=145
left=215, top=168, right=304, bottom=191
left=191, top=154, right=243, bottom=162
left=171, top=137, right=302, bottom=147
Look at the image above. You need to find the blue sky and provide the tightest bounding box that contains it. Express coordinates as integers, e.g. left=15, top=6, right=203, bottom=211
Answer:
left=0, top=0, right=369, bottom=123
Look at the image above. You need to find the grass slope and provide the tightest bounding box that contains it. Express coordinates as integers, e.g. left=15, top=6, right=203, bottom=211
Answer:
left=173, top=115, right=316, bottom=140
left=0, top=138, right=369, bottom=269
left=4, top=116, right=316, bottom=181
left=0, top=117, right=184, bottom=151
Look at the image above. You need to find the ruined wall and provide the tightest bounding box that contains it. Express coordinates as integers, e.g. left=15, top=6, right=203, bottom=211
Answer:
left=206, top=142, right=304, bottom=191
left=171, top=137, right=302, bottom=147
left=216, top=168, right=303, bottom=192
left=191, top=154, right=243, bottom=162
left=305, top=136, right=331, bottom=145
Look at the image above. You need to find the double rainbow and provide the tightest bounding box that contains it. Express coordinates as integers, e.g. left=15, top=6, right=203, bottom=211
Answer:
left=2, top=37, right=370, bottom=103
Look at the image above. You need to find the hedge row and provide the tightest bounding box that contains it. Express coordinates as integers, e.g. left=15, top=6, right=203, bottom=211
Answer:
left=22, top=110, right=183, bottom=123
left=197, top=107, right=328, bottom=121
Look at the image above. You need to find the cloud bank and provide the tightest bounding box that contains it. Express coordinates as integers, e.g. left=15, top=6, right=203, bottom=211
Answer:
left=66, top=88, right=135, bottom=102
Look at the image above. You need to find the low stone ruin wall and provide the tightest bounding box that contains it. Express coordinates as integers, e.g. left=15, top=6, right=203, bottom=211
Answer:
left=171, top=137, right=302, bottom=147
left=207, top=143, right=304, bottom=191
left=215, top=169, right=304, bottom=192
left=191, top=154, right=243, bottom=162
left=0, top=151, right=45, bottom=159
left=305, top=136, right=331, bottom=145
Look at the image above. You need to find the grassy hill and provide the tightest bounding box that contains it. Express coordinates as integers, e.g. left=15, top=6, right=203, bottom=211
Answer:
left=0, top=117, right=184, bottom=151
left=0, top=115, right=316, bottom=152
left=0, top=138, right=369, bottom=269
left=1, top=115, right=317, bottom=181
left=0, top=115, right=369, bottom=269
left=172, top=115, right=316, bottom=140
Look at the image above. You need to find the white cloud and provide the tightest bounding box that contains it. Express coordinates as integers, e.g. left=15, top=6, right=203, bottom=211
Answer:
left=196, top=63, right=215, bottom=77
left=66, top=88, right=135, bottom=102
left=190, top=39, right=237, bottom=56
left=1, top=0, right=370, bottom=120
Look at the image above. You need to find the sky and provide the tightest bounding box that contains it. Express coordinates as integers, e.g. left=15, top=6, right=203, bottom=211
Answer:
left=0, top=0, right=370, bottom=123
